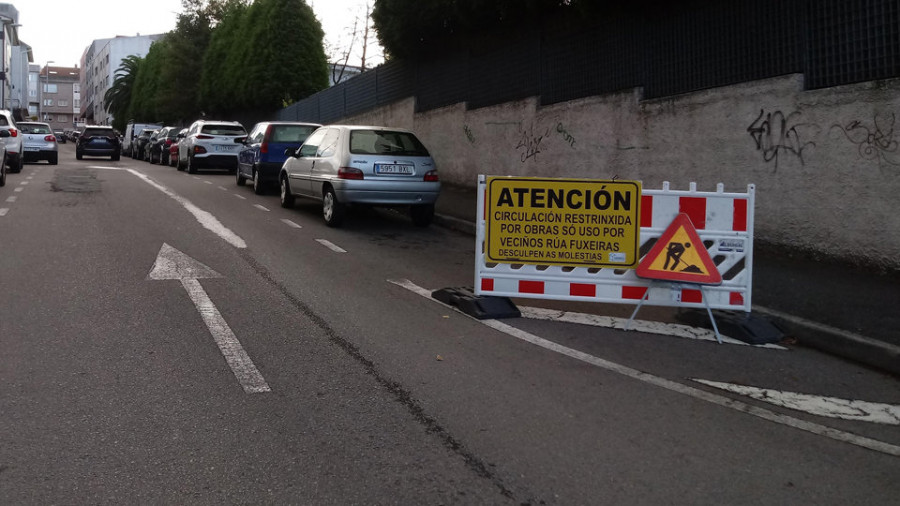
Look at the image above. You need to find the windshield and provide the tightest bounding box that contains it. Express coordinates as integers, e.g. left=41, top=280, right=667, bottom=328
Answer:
left=349, top=130, right=430, bottom=156
left=83, top=128, right=115, bottom=137
left=270, top=125, right=318, bottom=143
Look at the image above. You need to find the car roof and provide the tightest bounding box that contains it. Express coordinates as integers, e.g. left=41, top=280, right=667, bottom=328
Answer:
left=323, top=125, right=415, bottom=134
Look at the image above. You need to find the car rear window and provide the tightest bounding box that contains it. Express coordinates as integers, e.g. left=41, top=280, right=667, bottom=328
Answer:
left=21, top=124, right=52, bottom=134
left=270, top=125, right=318, bottom=143
left=83, top=128, right=116, bottom=137
left=201, top=125, right=246, bottom=136
left=349, top=130, right=430, bottom=156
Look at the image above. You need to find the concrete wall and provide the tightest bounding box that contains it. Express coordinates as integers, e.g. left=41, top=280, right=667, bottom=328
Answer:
left=344, top=74, right=900, bottom=270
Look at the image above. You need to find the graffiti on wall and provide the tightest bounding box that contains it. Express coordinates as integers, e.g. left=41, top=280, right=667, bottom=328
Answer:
left=516, top=124, right=551, bottom=163
left=555, top=122, right=576, bottom=148
left=464, top=124, right=476, bottom=144
left=830, top=112, right=900, bottom=166
left=747, top=109, right=818, bottom=169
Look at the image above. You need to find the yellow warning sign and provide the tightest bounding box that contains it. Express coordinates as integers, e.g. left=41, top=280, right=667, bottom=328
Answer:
left=636, top=213, right=722, bottom=284
left=486, top=177, right=641, bottom=268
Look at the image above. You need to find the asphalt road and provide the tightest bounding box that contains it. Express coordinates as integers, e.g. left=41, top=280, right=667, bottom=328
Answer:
left=1, top=145, right=898, bottom=504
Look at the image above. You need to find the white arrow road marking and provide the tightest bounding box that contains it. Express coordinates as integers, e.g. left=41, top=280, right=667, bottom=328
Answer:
left=149, top=243, right=270, bottom=394
left=316, top=239, right=346, bottom=253
left=390, top=279, right=900, bottom=457
left=693, top=380, right=900, bottom=425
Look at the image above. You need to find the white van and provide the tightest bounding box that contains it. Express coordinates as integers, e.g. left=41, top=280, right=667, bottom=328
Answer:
left=123, top=121, right=163, bottom=157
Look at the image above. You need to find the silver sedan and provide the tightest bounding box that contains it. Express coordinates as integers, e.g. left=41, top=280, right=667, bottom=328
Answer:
left=19, top=122, right=59, bottom=165
left=280, top=125, right=440, bottom=227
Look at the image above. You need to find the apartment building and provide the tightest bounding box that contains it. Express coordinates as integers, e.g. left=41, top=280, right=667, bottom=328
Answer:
left=39, top=64, right=79, bottom=129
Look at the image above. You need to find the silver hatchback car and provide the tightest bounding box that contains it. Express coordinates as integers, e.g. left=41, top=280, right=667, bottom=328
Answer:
left=279, top=125, right=440, bottom=227
left=19, top=122, right=59, bottom=165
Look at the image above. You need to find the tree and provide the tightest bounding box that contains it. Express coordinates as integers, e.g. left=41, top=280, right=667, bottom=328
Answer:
left=371, top=0, right=592, bottom=60
left=103, top=55, right=143, bottom=132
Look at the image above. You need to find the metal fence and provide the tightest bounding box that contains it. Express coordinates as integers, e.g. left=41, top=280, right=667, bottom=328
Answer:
left=279, top=0, right=900, bottom=122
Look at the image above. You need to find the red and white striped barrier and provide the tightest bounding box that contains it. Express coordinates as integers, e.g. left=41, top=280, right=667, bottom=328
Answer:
left=475, top=176, right=755, bottom=312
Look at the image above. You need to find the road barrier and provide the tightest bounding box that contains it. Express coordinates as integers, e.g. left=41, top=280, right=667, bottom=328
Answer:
left=474, top=176, right=756, bottom=312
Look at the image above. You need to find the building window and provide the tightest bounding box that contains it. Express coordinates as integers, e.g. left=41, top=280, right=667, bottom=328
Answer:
left=43, top=99, right=54, bottom=106
left=43, top=83, right=58, bottom=93
left=74, top=99, right=81, bottom=108
left=58, top=99, right=69, bottom=107
left=59, top=114, right=68, bottom=122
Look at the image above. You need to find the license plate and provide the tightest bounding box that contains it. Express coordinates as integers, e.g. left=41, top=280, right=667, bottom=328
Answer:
left=375, top=163, right=414, bottom=175
left=215, top=145, right=236, bottom=152
left=25, top=146, right=40, bottom=151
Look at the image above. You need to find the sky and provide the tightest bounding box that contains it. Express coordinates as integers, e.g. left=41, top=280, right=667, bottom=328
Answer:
left=18, top=0, right=381, bottom=70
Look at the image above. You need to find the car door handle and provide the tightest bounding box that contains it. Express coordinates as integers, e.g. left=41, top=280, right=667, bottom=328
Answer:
left=311, top=161, right=315, bottom=170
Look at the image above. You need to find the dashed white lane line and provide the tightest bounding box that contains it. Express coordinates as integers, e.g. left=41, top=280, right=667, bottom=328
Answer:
left=0, top=208, right=8, bottom=216
left=204, top=180, right=213, bottom=185
left=234, top=194, right=247, bottom=200
left=218, top=186, right=227, bottom=191
left=14, top=187, right=23, bottom=192
left=6, top=196, right=16, bottom=203
left=316, top=239, right=346, bottom=253
left=253, top=204, right=270, bottom=212
left=390, top=278, right=900, bottom=457
left=19, top=181, right=28, bottom=185
left=281, top=219, right=302, bottom=229
left=693, top=380, right=900, bottom=425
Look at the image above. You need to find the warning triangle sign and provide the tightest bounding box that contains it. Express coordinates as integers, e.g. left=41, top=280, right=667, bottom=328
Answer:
left=636, top=213, right=722, bottom=285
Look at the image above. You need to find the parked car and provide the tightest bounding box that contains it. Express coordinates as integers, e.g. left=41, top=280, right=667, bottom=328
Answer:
left=0, top=131, right=8, bottom=187
left=177, top=120, right=247, bottom=174
left=133, top=129, right=156, bottom=162
left=280, top=125, right=441, bottom=227
left=169, top=128, right=187, bottom=167
left=237, top=121, right=320, bottom=194
left=18, top=121, right=59, bottom=165
left=54, top=130, right=67, bottom=144
left=76, top=126, right=120, bottom=160
left=123, top=121, right=163, bottom=157
left=0, top=109, right=24, bottom=173
left=148, top=126, right=181, bottom=165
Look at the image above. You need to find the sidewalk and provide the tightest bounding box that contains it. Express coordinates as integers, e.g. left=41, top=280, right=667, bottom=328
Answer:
left=432, top=183, right=900, bottom=376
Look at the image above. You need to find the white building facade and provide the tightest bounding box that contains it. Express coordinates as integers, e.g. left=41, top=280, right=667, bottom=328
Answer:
left=80, top=34, right=162, bottom=126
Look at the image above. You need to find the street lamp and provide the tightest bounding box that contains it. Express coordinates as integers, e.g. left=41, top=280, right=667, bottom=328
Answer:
left=40, top=60, right=54, bottom=122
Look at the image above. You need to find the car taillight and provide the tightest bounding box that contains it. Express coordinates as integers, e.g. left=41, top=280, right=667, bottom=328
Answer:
left=193, top=146, right=207, bottom=154
left=338, top=167, right=364, bottom=180
left=196, top=134, right=213, bottom=139
left=9, top=128, right=17, bottom=137
left=424, top=170, right=440, bottom=182
left=46, top=135, right=57, bottom=142
left=261, top=125, right=273, bottom=154
left=165, top=139, right=173, bottom=146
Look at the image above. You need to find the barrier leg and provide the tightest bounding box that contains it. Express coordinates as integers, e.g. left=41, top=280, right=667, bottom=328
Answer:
left=625, top=281, right=656, bottom=331
left=700, top=285, right=723, bottom=344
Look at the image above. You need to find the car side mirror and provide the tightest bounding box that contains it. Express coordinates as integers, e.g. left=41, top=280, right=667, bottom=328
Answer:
left=284, top=147, right=297, bottom=157
left=0, top=130, right=9, bottom=138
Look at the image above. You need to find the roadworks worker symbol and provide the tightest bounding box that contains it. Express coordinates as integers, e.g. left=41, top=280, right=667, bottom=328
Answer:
left=637, top=213, right=722, bottom=285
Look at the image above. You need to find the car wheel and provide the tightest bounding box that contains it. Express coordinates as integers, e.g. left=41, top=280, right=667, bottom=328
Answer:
left=253, top=168, right=265, bottom=195
left=236, top=166, right=246, bottom=186
left=112, top=152, right=120, bottom=161
left=76, top=151, right=83, bottom=160
left=50, top=153, right=58, bottom=165
left=322, top=187, right=345, bottom=227
left=0, top=157, right=6, bottom=187
left=279, top=175, right=295, bottom=209
left=411, top=204, right=435, bottom=227
left=187, top=155, right=197, bottom=174
left=14, top=156, right=23, bottom=173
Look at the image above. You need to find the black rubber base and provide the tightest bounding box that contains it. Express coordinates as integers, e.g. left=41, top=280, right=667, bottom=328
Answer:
left=676, top=310, right=786, bottom=345
left=432, top=287, right=521, bottom=320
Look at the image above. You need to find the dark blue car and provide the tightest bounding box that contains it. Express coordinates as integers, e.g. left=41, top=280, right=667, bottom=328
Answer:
left=236, top=121, right=321, bottom=194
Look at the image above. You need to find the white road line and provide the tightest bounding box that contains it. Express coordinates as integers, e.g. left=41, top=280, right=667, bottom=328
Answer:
left=218, top=186, right=227, bottom=191
left=19, top=181, right=28, bottom=185
left=234, top=194, right=247, bottom=200
left=253, top=204, right=270, bottom=212
left=204, top=180, right=213, bottom=185
left=316, top=239, right=346, bottom=253
left=281, top=219, right=302, bottom=229
left=126, top=169, right=247, bottom=249
left=13, top=187, right=23, bottom=192
left=0, top=208, right=8, bottom=216
left=6, top=196, right=16, bottom=203
left=390, top=279, right=900, bottom=457
left=693, top=380, right=900, bottom=425
left=520, top=306, right=785, bottom=349
left=181, top=278, right=271, bottom=393
left=193, top=176, right=201, bottom=180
